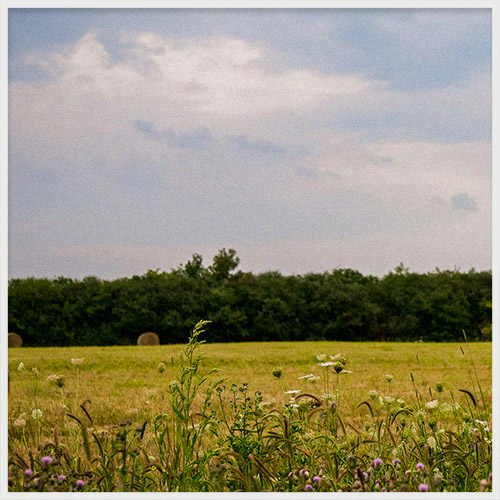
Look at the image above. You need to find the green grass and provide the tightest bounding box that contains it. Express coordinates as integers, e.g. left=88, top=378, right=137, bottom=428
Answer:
left=7, top=328, right=492, bottom=492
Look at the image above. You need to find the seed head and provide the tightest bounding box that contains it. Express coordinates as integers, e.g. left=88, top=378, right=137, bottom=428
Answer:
left=333, top=362, right=344, bottom=373
left=17, top=362, right=25, bottom=372
left=55, top=375, right=66, bottom=388
left=272, top=367, right=282, bottom=379
left=71, top=358, right=84, bottom=366
left=158, top=362, right=166, bottom=374
left=435, top=382, right=444, bottom=393
left=385, top=374, right=393, bottom=383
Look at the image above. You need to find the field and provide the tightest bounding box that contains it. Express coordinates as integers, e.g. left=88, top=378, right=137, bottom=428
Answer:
left=7, top=323, right=493, bottom=492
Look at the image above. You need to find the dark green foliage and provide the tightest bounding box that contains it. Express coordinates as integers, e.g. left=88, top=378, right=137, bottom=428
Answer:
left=8, top=251, right=491, bottom=346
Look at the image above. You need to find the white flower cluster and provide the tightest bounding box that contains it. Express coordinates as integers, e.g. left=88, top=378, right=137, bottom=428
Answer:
left=427, top=436, right=437, bottom=450
left=31, top=409, right=43, bottom=420
left=425, top=399, right=439, bottom=409
left=71, top=358, right=84, bottom=365
left=13, top=415, right=27, bottom=428
left=379, top=395, right=394, bottom=406
left=475, top=419, right=491, bottom=433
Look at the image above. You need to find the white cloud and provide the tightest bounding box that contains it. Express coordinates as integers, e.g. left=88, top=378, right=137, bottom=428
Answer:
left=8, top=31, right=492, bottom=278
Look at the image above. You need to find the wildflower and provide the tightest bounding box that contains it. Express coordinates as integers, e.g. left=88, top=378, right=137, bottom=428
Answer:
left=41, top=456, right=53, bottom=465
left=369, top=390, right=378, bottom=400
left=385, top=374, right=393, bottom=383
left=418, top=483, right=429, bottom=492
left=55, top=375, right=66, bottom=388
left=392, top=459, right=401, bottom=467
left=416, top=463, right=425, bottom=471
left=76, top=479, right=85, bottom=488
left=58, top=475, right=66, bottom=482
left=46, top=374, right=59, bottom=383
left=31, top=368, right=39, bottom=378
left=298, top=374, right=314, bottom=380
left=425, top=400, right=438, bottom=409
left=427, top=436, right=437, bottom=450
left=17, top=362, right=25, bottom=371
left=340, top=369, right=353, bottom=374
left=31, top=409, right=43, bottom=420
left=309, top=375, right=320, bottom=382
left=13, top=417, right=26, bottom=428
left=373, top=458, right=383, bottom=468
left=272, top=367, right=282, bottom=379
left=285, top=390, right=301, bottom=395
left=330, top=353, right=347, bottom=365
left=157, top=362, right=166, bottom=374
left=316, top=354, right=327, bottom=361
left=439, top=402, right=452, bottom=413
left=318, top=361, right=335, bottom=367
left=24, top=469, right=33, bottom=477
left=435, top=382, right=444, bottom=393
left=305, top=484, right=313, bottom=491
left=313, top=476, right=321, bottom=483
left=71, top=358, right=84, bottom=365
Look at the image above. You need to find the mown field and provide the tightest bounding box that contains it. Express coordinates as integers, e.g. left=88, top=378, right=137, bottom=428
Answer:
left=7, top=324, right=493, bottom=492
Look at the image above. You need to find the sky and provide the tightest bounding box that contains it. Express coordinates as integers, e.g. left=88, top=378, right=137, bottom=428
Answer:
left=6, top=7, right=493, bottom=279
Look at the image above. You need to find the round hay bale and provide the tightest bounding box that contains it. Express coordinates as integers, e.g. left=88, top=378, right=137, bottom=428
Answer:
left=137, top=332, right=160, bottom=346
left=8, top=332, right=23, bottom=347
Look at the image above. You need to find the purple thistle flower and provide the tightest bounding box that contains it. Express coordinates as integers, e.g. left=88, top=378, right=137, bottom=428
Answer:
left=418, top=483, right=429, bottom=492
left=58, top=475, right=66, bottom=482
left=41, top=456, right=53, bottom=465
left=363, top=472, right=368, bottom=479
left=392, top=458, right=401, bottom=466
left=313, top=476, right=321, bottom=483
left=305, top=484, right=313, bottom=491
left=77, top=479, right=85, bottom=487
left=24, top=469, right=33, bottom=476
left=373, top=458, right=383, bottom=467
left=416, top=463, right=425, bottom=470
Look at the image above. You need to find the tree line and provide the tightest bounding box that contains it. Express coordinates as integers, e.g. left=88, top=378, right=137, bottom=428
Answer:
left=8, top=249, right=492, bottom=347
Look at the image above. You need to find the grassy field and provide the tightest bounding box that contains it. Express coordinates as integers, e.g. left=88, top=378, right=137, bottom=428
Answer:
left=8, top=339, right=491, bottom=424
left=7, top=328, right=493, bottom=492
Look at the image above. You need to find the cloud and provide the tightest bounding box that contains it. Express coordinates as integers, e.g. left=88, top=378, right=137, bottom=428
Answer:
left=228, top=135, right=283, bottom=154
left=8, top=28, right=491, bottom=278
left=134, top=120, right=213, bottom=150
left=451, top=192, right=478, bottom=211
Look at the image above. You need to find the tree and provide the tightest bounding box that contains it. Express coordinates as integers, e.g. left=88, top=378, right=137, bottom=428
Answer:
left=208, top=248, right=240, bottom=281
